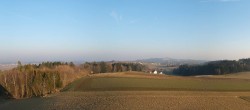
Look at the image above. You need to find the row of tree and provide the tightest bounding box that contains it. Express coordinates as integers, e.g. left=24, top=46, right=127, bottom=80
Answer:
left=0, top=61, right=147, bottom=99
left=173, top=58, right=250, bottom=76
left=82, top=62, right=147, bottom=74
left=0, top=61, right=87, bottom=99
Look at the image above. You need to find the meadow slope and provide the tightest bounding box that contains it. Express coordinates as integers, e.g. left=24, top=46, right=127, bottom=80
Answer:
left=64, top=72, right=250, bottom=91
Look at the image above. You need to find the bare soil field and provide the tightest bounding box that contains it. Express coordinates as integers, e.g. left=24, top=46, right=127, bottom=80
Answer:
left=1, top=91, right=250, bottom=110
left=1, top=72, right=250, bottom=110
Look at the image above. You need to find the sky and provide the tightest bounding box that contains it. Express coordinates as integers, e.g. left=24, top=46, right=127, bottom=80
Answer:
left=1, top=0, right=250, bottom=63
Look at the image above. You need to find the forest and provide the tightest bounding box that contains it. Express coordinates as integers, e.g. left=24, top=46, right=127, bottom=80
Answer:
left=173, top=58, right=250, bottom=76
left=0, top=61, right=87, bottom=99
left=82, top=62, right=147, bottom=74
left=0, top=61, right=146, bottom=99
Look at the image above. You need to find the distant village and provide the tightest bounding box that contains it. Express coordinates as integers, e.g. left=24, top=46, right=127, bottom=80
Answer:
left=150, top=70, right=163, bottom=75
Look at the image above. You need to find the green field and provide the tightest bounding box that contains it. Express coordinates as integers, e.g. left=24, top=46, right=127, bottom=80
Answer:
left=63, top=72, right=250, bottom=91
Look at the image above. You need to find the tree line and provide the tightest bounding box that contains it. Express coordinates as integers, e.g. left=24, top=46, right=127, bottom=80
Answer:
left=0, top=61, right=87, bottom=99
left=173, top=58, right=250, bottom=76
left=0, top=61, right=147, bottom=99
left=81, top=62, right=147, bottom=74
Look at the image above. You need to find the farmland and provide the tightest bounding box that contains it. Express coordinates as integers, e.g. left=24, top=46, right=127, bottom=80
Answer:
left=206, top=72, right=250, bottom=79
left=64, top=72, right=250, bottom=91
left=1, top=72, right=250, bottom=110
left=1, top=91, right=250, bottom=110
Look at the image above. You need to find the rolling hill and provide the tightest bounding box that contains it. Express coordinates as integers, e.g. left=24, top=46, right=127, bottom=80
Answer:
left=63, top=72, right=250, bottom=92
left=136, top=58, right=207, bottom=65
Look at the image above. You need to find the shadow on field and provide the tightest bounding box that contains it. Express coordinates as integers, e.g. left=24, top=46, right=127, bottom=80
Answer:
left=0, top=84, right=12, bottom=99
left=239, top=96, right=250, bottom=102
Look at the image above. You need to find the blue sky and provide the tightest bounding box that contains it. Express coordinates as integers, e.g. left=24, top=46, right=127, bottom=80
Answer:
left=1, top=0, right=250, bottom=63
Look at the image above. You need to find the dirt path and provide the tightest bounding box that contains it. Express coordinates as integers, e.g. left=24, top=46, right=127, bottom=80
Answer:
left=1, top=91, right=250, bottom=110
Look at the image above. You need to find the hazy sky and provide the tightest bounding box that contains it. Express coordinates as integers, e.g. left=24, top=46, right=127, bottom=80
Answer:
left=1, top=0, right=250, bottom=63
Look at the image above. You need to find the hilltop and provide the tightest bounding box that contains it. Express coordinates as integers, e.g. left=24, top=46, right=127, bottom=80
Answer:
left=136, top=57, right=207, bottom=66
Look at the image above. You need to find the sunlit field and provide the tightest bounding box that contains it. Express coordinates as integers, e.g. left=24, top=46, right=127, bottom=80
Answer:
left=1, top=72, right=250, bottom=110
left=64, top=72, right=250, bottom=91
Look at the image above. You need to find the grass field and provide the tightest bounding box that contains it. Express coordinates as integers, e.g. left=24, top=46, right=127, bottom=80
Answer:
left=207, top=72, right=250, bottom=79
left=1, top=72, right=250, bottom=110
left=63, top=72, right=250, bottom=91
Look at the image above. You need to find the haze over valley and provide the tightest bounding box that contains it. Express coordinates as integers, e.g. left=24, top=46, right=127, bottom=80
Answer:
left=1, top=0, right=250, bottom=63
left=1, top=0, right=250, bottom=110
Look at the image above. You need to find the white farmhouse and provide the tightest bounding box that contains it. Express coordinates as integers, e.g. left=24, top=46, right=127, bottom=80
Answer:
left=153, top=70, right=158, bottom=74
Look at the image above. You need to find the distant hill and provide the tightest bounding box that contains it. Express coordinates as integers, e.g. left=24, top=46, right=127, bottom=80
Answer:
left=0, top=64, right=17, bottom=70
left=136, top=58, right=208, bottom=66
left=173, top=58, right=250, bottom=76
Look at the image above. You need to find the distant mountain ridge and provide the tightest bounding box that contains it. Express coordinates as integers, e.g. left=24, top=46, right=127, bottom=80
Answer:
left=136, top=58, right=208, bottom=65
